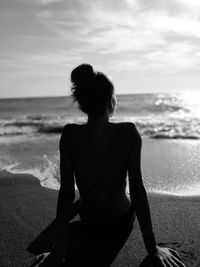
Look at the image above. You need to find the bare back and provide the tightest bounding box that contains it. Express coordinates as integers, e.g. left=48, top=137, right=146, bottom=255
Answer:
left=62, top=122, right=137, bottom=220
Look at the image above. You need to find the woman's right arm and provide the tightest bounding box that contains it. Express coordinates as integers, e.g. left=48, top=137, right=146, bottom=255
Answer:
left=127, top=124, right=157, bottom=255
left=128, top=124, right=186, bottom=266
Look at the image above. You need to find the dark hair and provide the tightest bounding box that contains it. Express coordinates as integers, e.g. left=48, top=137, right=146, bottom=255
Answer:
left=71, top=64, right=114, bottom=116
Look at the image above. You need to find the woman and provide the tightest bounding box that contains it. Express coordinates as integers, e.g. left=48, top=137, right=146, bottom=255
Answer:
left=34, top=64, right=186, bottom=266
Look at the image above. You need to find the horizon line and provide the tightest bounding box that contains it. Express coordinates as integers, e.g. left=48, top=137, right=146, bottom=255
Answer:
left=0, top=91, right=178, bottom=100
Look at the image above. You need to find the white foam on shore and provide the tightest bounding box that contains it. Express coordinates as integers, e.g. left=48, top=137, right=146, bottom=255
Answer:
left=148, top=184, right=200, bottom=197
left=1, top=159, right=60, bottom=190
left=1, top=160, right=200, bottom=196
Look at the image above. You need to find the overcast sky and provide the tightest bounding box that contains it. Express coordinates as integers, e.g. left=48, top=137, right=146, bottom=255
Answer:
left=1, top=0, right=200, bottom=98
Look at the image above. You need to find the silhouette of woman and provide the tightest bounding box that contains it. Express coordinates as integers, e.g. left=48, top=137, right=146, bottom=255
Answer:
left=33, top=64, right=186, bottom=266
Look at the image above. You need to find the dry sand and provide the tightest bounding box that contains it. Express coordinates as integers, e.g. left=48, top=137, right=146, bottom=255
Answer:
left=0, top=171, right=199, bottom=266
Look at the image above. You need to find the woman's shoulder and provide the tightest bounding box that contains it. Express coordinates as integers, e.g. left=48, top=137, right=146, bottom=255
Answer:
left=62, top=122, right=140, bottom=138
left=114, top=122, right=141, bottom=143
left=112, top=121, right=139, bottom=133
left=63, top=122, right=138, bottom=131
left=60, top=124, right=81, bottom=147
left=62, top=123, right=81, bottom=131
left=61, top=123, right=89, bottom=137
left=61, top=123, right=78, bottom=137
left=114, top=121, right=136, bottom=129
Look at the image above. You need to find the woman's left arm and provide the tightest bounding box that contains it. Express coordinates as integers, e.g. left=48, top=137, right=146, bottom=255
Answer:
left=55, top=124, right=75, bottom=249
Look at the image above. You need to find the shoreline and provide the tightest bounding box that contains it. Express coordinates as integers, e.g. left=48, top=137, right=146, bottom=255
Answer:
left=2, top=138, right=200, bottom=196
left=3, top=164, right=200, bottom=198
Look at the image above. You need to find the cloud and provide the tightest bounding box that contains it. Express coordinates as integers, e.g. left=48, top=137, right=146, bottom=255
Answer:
left=29, top=50, right=83, bottom=66
left=178, top=0, right=200, bottom=9
left=35, top=0, right=200, bottom=48
left=29, top=0, right=200, bottom=77
left=3, top=0, right=200, bottom=78
left=18, top=0, right=63, bottom=5
left=36, top=10, right=54, bottom=19
left=149, top=14, right=200, bottom=38
left=1, top=50, right=83, bottom=77
left=109, top=40, right=200, bottom=74
left=144, top=42, right=200, bottom=70
left=37, top=0, right=63, bottom=4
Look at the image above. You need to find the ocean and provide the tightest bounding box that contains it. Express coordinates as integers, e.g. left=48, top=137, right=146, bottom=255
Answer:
left=1, top=92, right=200, bottom=196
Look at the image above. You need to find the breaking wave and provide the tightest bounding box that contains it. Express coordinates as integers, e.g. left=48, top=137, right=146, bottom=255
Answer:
left=1, top=93, right=200, bottom=139
left=1, top=115, right=200, bottom=139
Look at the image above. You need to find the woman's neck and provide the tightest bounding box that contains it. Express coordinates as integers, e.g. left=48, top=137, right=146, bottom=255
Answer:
left=87, top=113, right=109, bottom=125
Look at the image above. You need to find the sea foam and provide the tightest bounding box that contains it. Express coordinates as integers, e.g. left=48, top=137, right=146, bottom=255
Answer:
left=1, top=155, right=60, bottom=190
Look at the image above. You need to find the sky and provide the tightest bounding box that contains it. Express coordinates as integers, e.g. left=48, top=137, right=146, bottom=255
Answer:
left=1, top=0, right=200, bottom=98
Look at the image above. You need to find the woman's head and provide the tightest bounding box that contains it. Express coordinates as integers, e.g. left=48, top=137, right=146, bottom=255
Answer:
left=71, top=64, right=116, bottom=117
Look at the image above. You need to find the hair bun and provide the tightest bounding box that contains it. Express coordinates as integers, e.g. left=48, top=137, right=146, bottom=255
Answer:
left=71, top=63, right=95, bottom=86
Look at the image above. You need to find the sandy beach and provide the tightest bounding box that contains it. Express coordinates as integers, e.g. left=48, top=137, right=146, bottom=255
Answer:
left=0, top=171, right=199, bottom=267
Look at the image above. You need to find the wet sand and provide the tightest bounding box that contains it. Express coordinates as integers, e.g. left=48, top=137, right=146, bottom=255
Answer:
left=0, top=171, right=200, bottom=266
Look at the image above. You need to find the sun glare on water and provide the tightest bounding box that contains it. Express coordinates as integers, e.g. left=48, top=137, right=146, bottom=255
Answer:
left=178, top=91, right=200, bottom=117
